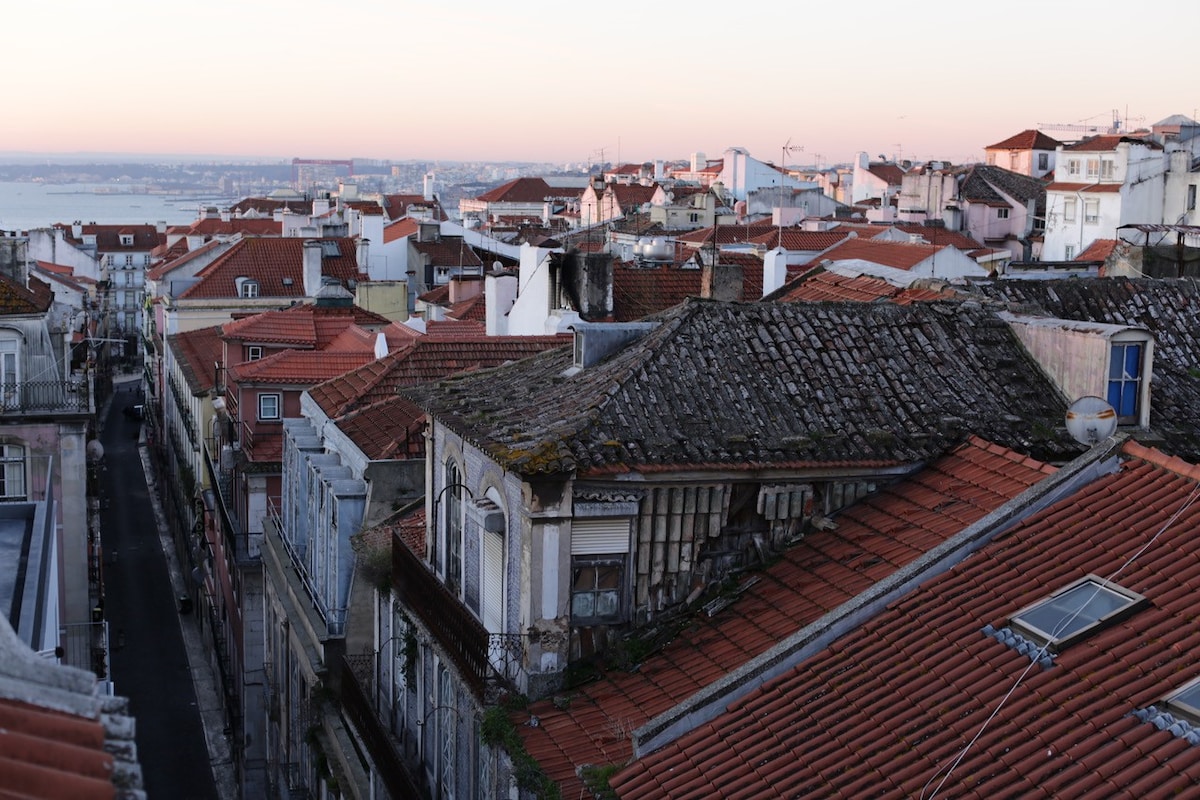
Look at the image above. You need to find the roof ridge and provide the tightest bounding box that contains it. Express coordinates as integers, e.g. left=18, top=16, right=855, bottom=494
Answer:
left=1122, top=439, right=1200, bottom=482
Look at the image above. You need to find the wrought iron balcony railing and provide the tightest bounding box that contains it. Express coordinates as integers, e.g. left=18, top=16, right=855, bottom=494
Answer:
left=0, top=380, right=92, bottom=414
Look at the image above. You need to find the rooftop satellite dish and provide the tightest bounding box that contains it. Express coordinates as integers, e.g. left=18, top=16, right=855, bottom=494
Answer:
left=1065, top=396, right=1118, bottom=445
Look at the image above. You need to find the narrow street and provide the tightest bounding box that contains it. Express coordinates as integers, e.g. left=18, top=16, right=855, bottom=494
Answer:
left=99, top=378, right=222, bottom=799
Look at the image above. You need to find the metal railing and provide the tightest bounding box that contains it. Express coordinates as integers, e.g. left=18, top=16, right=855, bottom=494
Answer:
left=0, top=380, right=92, bottom=414
left=339, top=655, right=424, bottom=799
left=60, top=620, right=110, bottom=681
left=265, top=498, right=346, bottom=635
left=391, top=534, right=493, bottom=698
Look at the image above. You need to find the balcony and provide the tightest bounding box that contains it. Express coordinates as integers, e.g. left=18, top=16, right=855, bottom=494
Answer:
left=391, top=534, right=523, bottom=699
left=239, top=419, right=283, bottom=462
left=0, top=380, right=92, bottom=415
left=338, top=655, right=424, bottom=799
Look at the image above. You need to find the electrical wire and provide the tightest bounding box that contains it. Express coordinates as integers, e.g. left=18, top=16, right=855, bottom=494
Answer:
left=922, top=468, right=1200, bottom=799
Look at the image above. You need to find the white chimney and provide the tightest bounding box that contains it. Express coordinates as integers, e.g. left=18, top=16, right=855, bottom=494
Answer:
left=423, top=173, right=435, bottom=202
left=356, top=238, right=370, bottom=275
left=303, top=240, right=323, bottom=297
left=485, top=270, right=517, bottom=336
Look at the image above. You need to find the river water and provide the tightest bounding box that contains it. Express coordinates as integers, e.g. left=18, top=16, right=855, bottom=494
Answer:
left=0, top=181, right=228, bottom=232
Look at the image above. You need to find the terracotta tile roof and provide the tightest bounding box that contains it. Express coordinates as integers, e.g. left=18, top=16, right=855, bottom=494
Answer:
left=986, top=129, right=1064, bottom=150
left=607, top=184, right=658, bottom=209
left=410, top=236, right=484, bottom=268
left=610, top=440, right=1200, bottom=799
left=182, top=218, right=282, bottom=237
left=446, top=293, right=487, bottom=322
left=382, top=506, right=426, bottom=560
left=1076, top=238, right=1119, bottom=261
left=334, top=395, right=428, bottom=460
left=383, top=217, right=420, bottom=244
left=472, top=177, right=557, bottom=204
left=867, top=163, right=907, bottom=185
left=676, top=221, right=779, bottom=247
left=381, top=194, right=447, bottom=223
left=809, top=237, right=946, bottom=270
left=176, top=236, right=362, bottom=300
left=418, top=284, right=450, bottom=305
left=168, top=325, right=225, bottom=394
left=518, top=437, right=1056, bottom=798
left=888, top=224, right=987, bottom=252
left=973, top=278, right=1200, bottom=462
left=220, top=303, right=388, bottom=347
left=746, top=228, right=853, bottom=251
left=226, top=350, right=373, bottom=385
left=425, top=319, right=486, bottom=337
left=0, top=273, right=53, bottom=315
left=308, top=335, right=569, bottom=419
left=771, top=268, right=956, bottom=304
left=145, top=238, right=228, bottom=282
left=54, top=222, right=163, bottom=252
left=1064, top=134, right=1162, bottom=152
left=612, top=261, right=762, bottom=322
left=403, top=299, right=1083, bottom=476
left=0, top=617, right=143, bottom=799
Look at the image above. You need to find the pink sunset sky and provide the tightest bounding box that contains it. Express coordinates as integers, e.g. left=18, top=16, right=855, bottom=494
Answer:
left=7, top=0, right=1196, bottom=167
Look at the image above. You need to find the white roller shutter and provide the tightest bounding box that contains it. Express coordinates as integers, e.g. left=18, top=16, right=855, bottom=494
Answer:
left=481, top=529, right=504, bottom=633
left=571, top=518, right=631, bottom=555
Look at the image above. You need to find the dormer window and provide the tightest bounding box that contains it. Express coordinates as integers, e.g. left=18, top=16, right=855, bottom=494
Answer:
left=235, top=277, right=260, bottom=298
left=120, top=234, right=134, bottom=246
left=246, top=346, right=263, bottom=362
left=1009, top=574, right=1146, bottom=653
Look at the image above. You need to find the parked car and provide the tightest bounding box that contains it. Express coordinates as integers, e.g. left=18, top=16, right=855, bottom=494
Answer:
left=123, top=403, right=145, bottom=420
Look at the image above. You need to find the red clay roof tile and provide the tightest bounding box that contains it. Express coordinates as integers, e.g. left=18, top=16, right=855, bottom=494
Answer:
left=518, top=437, right=1055, bottom=797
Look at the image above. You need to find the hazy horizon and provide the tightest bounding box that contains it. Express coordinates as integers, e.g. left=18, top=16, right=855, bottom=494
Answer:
left=7, top=1, right=1196, bottom=168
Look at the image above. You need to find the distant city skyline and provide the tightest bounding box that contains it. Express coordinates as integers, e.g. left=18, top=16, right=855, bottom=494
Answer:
left=9, top=1, right=1196, bottom=168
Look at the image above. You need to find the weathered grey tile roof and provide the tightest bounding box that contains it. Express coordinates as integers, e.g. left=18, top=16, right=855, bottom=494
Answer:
left=972, top=277, right=1200, bottom=461
left=402, top=298, right=1081, bottom=476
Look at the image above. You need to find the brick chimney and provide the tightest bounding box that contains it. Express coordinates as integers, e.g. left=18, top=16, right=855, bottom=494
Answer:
left=701, top=260, right=744, bottom=302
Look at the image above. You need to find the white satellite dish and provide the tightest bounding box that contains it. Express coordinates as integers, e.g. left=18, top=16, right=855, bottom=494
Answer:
left=1065, top=396, right=1118, bottom=445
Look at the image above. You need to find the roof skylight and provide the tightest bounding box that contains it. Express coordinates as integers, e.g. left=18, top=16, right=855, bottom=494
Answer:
left=1009, top=574, right=1146, bottom=652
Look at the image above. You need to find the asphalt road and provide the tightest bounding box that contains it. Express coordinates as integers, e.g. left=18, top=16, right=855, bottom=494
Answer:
left=100, top=385, right=220, bottom=800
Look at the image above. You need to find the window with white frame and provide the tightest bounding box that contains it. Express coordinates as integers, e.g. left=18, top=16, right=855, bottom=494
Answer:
left=0, top=337, right=17, bottom=409
left=1067, top=159, right=1080, bottom=176
left=1086, top=159, right=1099, bottom=179
left=1038, top=153, right=1049, bottom=171
left=477, top=496, right=505, bottom=634
left=1188, top=185, right=1197, bottom=211
left=1101, top=159, right=1115, bottom=180
left=258, top=393, right=281, bottom=420
left=239, top=280, right=259, bottom=298
left=1065, top=245, right=1076, bottom=260
left=1108, top=340, right=1146, bottom=423
left=124, top=254, right=133, bottom=267
left=1063, top=197, right=1077, bottom=222
left=0, top=444, right=26, bottom=501
left=1084, top=199, right=1100, bottom=224
left=246, top=346, right=263, bottom=362
left=996, top=208, right=1010, bottom=219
